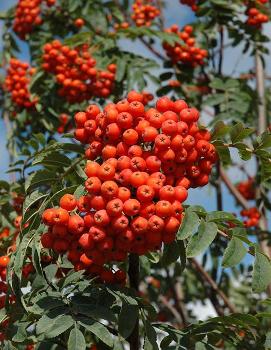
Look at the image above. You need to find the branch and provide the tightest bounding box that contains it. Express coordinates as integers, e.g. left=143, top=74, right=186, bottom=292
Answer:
left=255, top=50, right=271, bottom=272
left=220, top=168, right=250, bottom=210
left=156, top=0, right=165, bottom=30
left=158, top=295, right=183, bottom=327
left=165, top=269, right=188, bottom=327
left=218, top=26, right=224, bottom=75
left=190, top=258, right=237, bottom=313
left=139, top=37, right=166, bottom=61
left=128, top=254, right=140, bottom=350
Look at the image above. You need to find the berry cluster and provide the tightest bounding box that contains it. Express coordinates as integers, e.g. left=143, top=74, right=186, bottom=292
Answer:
left=0, top=253, right=13, bottom=343
left=42, top=41, right=116, bottom=103
left=0, top=256, right=9, bottom=284
left=4, top=59, right=38, bottom=109
left=163, top=25, right=207, bottom=66
left=236, top=178, right=255, bottom=200
left=179, top=0, right=198, bottom=12
left=13, top=0, right=55, bottom=39
left=246, top=6, right=269, bottom=26
left=240, top=207, right=260, bottom=227
left=41, top=93, right=216, bottom=282
left=57, top=113, right=72, bottom=134
left=113, top=21, right=130, bottom=31
left=131, top=0, right=160, bottom=27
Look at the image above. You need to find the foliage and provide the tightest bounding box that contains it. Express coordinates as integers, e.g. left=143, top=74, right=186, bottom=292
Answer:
left=0, top=0, right=271, bottom=349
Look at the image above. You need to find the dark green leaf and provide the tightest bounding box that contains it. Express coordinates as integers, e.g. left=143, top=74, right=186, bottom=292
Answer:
left=177, top=209, right=200, bottom=240
left=119, top=303, right=138, bottom=339
left=186, top=221, right=217, bottom=258
left=68, top=325, right=86, bottom=350
left=252, top=249, right=271, bottom=293
left=222, top=238, right=247, bottom=267
left=79, top=318, right=113, bottom=347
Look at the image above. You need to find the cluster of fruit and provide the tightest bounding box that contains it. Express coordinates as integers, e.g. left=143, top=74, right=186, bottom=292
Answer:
left=57, top=113, right=72, bottom=134
left=179, top=0, right=198, bottom=12
left=13, top=0, right=55, bottom=39
left=41, top=92, right=216, bottom=282
left=240, top=207, right=260, bottom=227
left=113, top=21, right=130, bottom=31
left=131, top=0, right=160, bottom=27
left=236, top=178, right=255, bottom=200
left=163, top=25, right=207, bottom=66
left=4, top=59, right=38, bottom=109
left=42, top=41, right=116, bottom=103
left=246, top=5, right=269, bottom=26
left=0, top=229, right=14, bottom=343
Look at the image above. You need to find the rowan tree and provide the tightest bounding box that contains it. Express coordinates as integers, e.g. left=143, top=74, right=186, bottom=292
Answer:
left=0, top=0, right=271, bottom=349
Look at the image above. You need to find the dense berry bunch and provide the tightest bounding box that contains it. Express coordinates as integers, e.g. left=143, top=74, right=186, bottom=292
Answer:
left=131, top=0, right=160, bottom=27
left=57, top=113, right=72, bottom=134
left=163, top=25, right=207, bottom=66
left=41, top=93, right=217, bottom=282
left=42, top=41, right=116, bottom=103
left=113, top=21, right=130, bottom=31
left=13, top=0, right=55, bottom=39
left=179, top=0, right=198, bottom=12
left=236, top=178, right=255, bottom=200
left=4, top=58, right=38, bottom=109
left=241, top=207, right=260, bottom=227
left=246, top=5, right=269, bottom=26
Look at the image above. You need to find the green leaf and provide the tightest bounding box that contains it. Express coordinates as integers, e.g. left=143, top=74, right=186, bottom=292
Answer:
left=160, top=72, right=173, bottom=81
left=160, top=241, right=181, bottom=266
left=79, top=318, right=113, bottom=347
left=23, top=190, right=48, bottom=217
left=205, top=94, right=225, bottom=106
left=44, top=264, right=58, bottom=282
left=230, top=123, right=254, bottom=143
left=211, top=121, right=230, bottom=140
left=0, top=180, right=10, bottom=191
left=32, top=152, right=71, bottom=168
left=144, top=321, right=159, bottom=350
left=68, top=325, right=86, bottom=350
left=177, top=209, right=200, bottom=240
left=264, top=331, right=271, bottom=349
left=118, top=303, right=138, bottom=339
left=186, top=221, right=217, bottom=258
left=71, top=295, right=116, bottom=323
left=25, top=170, right=57, bottom=192
left=59, top=270, right=85, bottom=288
left=14, top=230, right=36, bottom=279
left=252, top=249, right=271, bottom=293
left=146, top=251, right=160, bottom=263
left=209, top=78, right=225, bottom=90
left=213, top=140, right=231, bottom=165
left=222, top=238, right=247, bottom=267
left=259, top=133, right=271, bottom=149
left=206, top=211, right=239, bottom=223
left=37, top=314, right=73, bottom=339
left=32, top=296, right=66, bottom=315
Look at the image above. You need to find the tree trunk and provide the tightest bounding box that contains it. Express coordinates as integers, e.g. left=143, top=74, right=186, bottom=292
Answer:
left=128, top=253, right=140, bottom=350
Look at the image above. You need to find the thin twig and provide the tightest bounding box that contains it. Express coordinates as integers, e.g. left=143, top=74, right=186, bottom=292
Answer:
left=128, top=254, right=140, bottom=350
left=139, top=37, right=166, bottom=61
left=158, top=295, right=183, bottom=326
left=220, top=168, right=250, bottom=210
left=255, top=50, right=271, bottom=262
left=165, top=269, right=188, bottom=327
left=190, top=258, right=237, bottom=313
left=156, top=0, right=165, bottom=30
